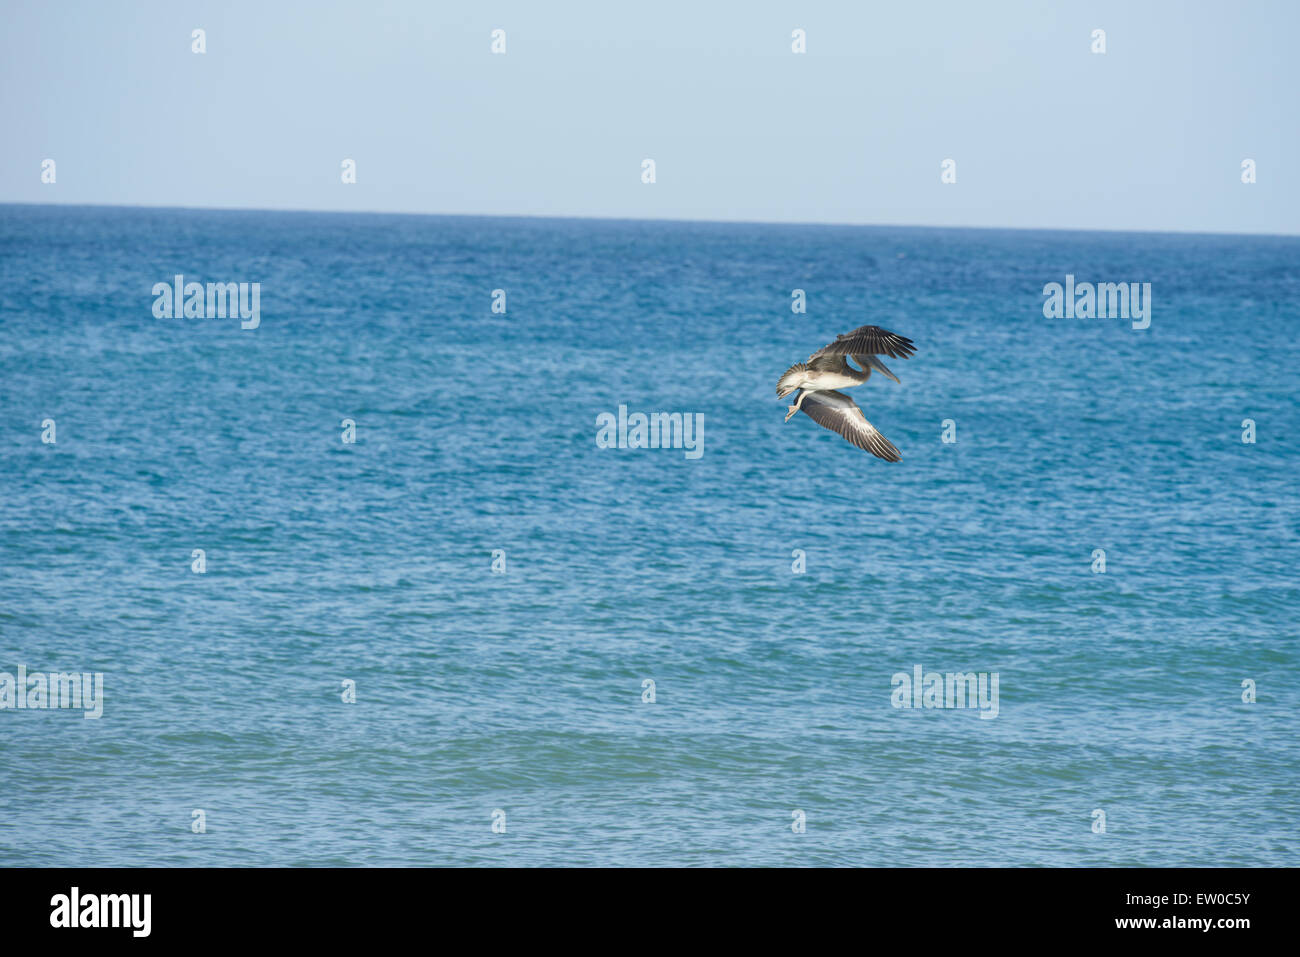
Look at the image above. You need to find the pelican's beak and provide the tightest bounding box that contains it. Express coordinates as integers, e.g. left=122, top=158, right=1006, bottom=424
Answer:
left=867, top=355, right=901, bottom=384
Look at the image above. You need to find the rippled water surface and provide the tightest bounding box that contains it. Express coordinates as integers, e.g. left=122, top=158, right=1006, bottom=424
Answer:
left=1, top=206, right=1297, bottom=865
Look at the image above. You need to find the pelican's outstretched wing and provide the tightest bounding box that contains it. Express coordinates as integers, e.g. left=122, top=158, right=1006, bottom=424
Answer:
left=809, top=325, right=915, bottom=361
left=798, top=390, right=901, bottom=461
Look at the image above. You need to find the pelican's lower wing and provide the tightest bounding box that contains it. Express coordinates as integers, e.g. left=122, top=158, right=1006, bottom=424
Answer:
left=810, top=324, right=915, bottom=360
left=799, top=390, right=901, bottom=461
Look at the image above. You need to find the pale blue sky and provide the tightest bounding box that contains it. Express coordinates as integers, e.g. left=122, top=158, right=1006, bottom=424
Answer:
left=3, top=0, right=1297, bottom=233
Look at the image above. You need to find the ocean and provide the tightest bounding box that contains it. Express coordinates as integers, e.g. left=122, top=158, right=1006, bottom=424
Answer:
left=0, top=204, right=1296, bottom=866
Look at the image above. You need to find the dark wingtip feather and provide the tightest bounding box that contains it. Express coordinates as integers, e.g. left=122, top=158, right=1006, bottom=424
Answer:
left=813, top=324, right=917, bottom=360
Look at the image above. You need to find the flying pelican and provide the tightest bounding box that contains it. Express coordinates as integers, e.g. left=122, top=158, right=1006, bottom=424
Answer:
left=776, top=324, right=915, bottom=461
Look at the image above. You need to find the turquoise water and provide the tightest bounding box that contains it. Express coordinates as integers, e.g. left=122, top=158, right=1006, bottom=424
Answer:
left=1, top=205, right=1297, bottom=866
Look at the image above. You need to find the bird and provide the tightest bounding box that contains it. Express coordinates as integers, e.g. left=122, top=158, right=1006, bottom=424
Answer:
left=776, top=324, right=915, bottom=461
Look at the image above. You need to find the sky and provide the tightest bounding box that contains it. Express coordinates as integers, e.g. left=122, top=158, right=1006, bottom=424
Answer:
left=2, top=0, right=1297, bottom=233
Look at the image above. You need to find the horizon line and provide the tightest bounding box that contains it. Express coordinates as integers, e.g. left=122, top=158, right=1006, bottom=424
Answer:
left=4, top=200, right=1298, bottom=241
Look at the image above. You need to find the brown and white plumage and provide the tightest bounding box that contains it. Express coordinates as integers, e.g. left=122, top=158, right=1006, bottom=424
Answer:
left=775, top=324, right=914, bottom=458
left=776, top=324, right=913, bottom=403
left=793, top=389, right=902, bottom=461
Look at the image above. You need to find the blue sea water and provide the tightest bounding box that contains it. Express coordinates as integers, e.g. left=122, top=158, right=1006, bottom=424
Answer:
left=0, top=204, right=1297, bottom=866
